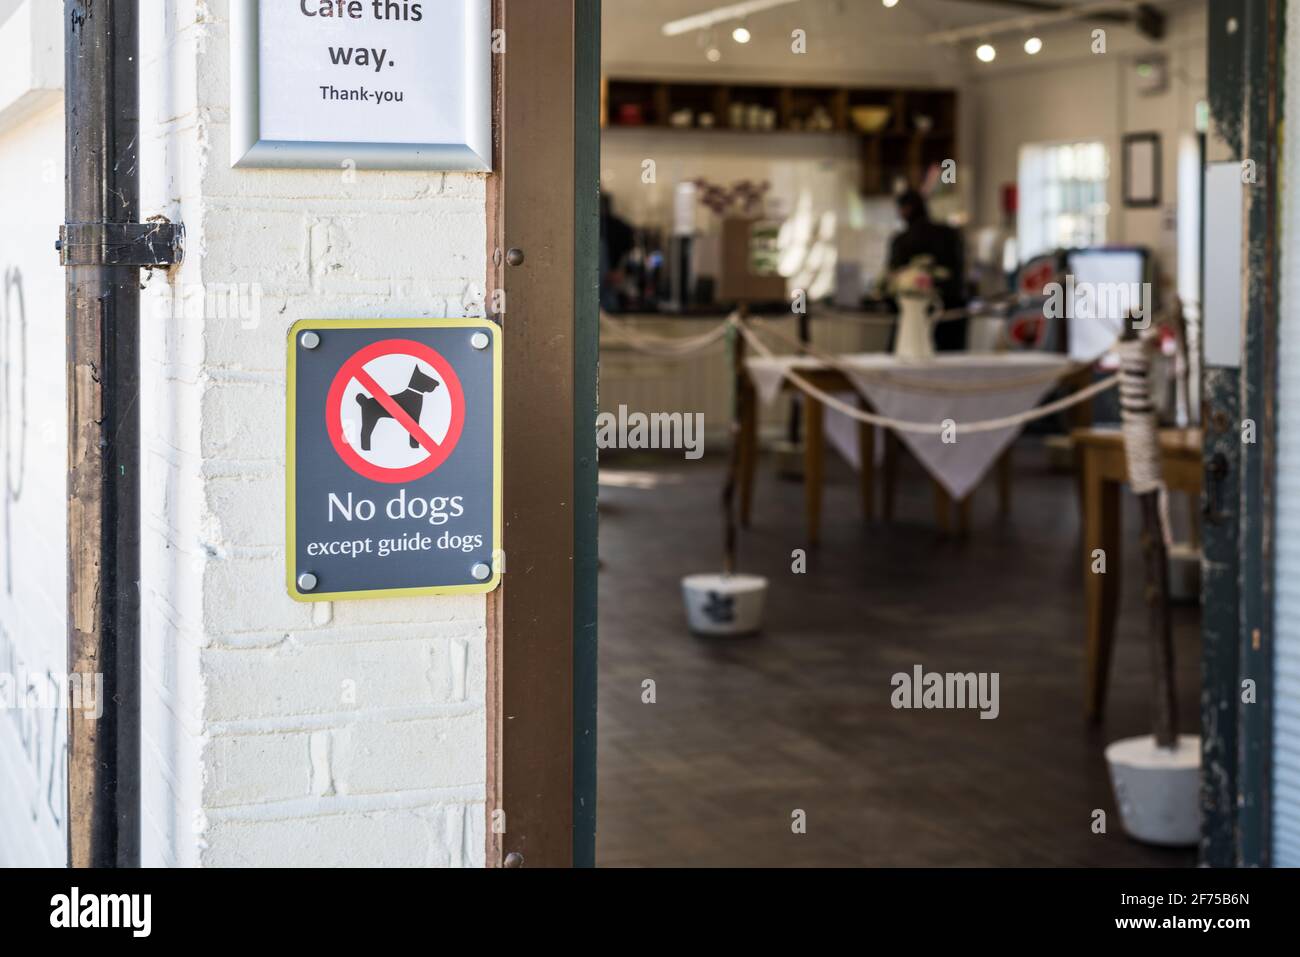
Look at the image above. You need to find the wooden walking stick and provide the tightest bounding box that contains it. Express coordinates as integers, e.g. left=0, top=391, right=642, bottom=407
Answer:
left=1117, top=322, right=1178, bottom=748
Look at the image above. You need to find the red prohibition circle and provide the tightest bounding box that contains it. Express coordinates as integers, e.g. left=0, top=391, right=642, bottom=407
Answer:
left=326, top=338, right=466, bottom=484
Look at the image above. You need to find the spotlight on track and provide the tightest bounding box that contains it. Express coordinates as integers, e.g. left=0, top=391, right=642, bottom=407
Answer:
left=1024, top=36, right=1043, bottom=55
left=976, top=43, right=996, bottom=63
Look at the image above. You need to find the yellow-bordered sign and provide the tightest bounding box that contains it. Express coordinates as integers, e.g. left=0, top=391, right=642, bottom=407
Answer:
left=286, top=318, right=502, bottom=602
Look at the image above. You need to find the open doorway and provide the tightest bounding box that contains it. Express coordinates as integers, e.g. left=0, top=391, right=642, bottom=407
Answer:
left=593, top=0, right=1220, bottom=866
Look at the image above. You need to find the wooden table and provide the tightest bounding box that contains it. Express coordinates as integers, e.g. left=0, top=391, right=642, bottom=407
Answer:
left=738, top=367, right=872, bottom=544
left=1074, top=426, right=1202, bottom=722
left=738, top=367, right=1014, bottom=543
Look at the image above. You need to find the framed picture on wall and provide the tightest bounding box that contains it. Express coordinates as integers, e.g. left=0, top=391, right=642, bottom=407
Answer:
left=1122, top=132, right=1161, bottom=208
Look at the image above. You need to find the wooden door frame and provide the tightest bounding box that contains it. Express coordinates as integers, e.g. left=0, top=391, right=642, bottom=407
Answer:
left=485, top=0, right=600, bottom=868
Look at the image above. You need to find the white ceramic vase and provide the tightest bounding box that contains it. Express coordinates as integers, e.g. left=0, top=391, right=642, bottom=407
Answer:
left=681, top=573, right=768, bottom=636
left=893, top=295, right=935, bottom=360
left=1105, top=734, right=1200, bottom=846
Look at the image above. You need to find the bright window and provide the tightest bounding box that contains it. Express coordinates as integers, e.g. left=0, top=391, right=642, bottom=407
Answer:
left=1017, top=141, right=1110, bottom=263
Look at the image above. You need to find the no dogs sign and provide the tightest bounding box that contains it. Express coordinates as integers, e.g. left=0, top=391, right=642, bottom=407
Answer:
left=287, top=319, right=501, bottom=601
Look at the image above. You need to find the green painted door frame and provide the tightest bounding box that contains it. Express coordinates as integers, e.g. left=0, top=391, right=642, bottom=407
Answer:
left=1201, top=0, right=1283, bottom=867
left=573, top=0, right=601, bottom=868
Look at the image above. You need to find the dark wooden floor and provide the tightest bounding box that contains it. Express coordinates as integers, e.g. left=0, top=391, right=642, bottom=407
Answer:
left=595, top=440, right=1200, bottom=867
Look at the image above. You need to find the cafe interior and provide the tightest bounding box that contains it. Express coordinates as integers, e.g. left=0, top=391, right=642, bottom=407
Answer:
left=594, top=0, right=1209, bottom=866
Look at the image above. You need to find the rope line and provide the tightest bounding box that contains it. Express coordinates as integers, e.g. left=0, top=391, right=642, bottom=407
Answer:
left=598, top=312, right=733, bottom=356
left=736, top=319, right=1118, bottom=435
left=598, top=297, right=1005, bottom=356
left=746, top=318, right=1087, bottom=395
left=596, top=310, right=1118, bottom=435
left=812, top=300, right=992, bottom=326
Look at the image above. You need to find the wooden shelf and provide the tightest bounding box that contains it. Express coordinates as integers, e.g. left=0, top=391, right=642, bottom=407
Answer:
left=603, top=78, right=957, bottom=195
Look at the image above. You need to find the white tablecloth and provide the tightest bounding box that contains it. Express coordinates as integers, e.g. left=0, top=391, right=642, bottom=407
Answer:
left=747, top=352, right=1075, bottom=500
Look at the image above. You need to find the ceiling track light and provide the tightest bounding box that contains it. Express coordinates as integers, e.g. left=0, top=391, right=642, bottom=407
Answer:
left=927, top=0, right=1153, bottom=47
left=662, top=0, right=802, bottom=38
left=706, top=29, right=723, bottom=62
left=1024, top=36, right=1043, bottom=55
left=976, top=42, right=996, bottom=63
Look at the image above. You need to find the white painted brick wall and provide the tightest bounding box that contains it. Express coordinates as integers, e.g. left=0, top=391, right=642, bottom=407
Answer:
left=0, top=0, right=66, bottom=868
left=137, top=0, right=488, bottom=867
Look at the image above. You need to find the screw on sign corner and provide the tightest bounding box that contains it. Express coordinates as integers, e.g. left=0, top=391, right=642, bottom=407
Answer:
left=503, top=851, right=524, bottom=868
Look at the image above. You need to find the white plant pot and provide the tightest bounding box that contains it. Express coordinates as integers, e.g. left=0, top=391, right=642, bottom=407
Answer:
left=1105, top=734, right=1200, bottom=847
left=682, top=573, right=768, bottom=636
left=893, top=296, right=935, bottom=360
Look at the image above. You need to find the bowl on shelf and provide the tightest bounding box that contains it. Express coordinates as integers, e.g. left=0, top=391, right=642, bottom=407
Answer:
left=850, top=105, right=891, bottom=134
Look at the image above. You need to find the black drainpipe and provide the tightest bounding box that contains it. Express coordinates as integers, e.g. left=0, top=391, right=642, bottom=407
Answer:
left=60, top=0, right=182, bottom=868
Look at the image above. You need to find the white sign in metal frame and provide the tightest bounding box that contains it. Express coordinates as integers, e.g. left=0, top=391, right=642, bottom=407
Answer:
left=1203, top=161, right=1244, bottom=369
left=230, top=0, right=491, bottom=171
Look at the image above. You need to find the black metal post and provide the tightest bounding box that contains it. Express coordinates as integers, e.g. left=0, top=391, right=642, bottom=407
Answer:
left=63, top=0, right=142, bottom=869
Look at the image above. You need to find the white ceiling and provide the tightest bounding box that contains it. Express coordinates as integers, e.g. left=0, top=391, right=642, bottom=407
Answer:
left=601, top=0, right=1177, bottom=84
left=602, top=0, right=960, bottom=83
left=610, top=0, right=1103, bottom=37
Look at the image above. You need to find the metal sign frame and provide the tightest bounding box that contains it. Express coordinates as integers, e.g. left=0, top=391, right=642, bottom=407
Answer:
left=230, top=0, right=492, bottom=171
left=285, top=318, right=502, bottom=602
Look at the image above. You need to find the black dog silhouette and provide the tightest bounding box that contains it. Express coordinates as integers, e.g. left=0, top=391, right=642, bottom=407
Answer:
left=356, top=364, right=440, bottom=451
